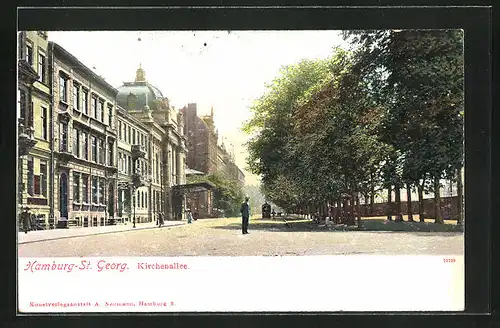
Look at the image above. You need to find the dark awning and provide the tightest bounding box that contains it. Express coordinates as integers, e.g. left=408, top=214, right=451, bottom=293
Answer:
left=172, top=181, right=216, bottom=194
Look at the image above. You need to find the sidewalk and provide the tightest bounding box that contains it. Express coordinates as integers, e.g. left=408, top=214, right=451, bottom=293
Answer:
left=18, top=221, right=186, bottom=244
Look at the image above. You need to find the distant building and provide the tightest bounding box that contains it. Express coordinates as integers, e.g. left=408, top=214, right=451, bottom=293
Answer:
left=181, top=103, right=245, bottom=217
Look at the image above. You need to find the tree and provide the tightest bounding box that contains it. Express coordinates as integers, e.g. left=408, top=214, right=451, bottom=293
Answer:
left=188, top=173, right=245, bottom=217
left=343, top=29, right=464, bottom=223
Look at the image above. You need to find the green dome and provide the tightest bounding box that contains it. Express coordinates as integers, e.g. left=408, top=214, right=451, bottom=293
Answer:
left=116, top=66, right=164, bottom=111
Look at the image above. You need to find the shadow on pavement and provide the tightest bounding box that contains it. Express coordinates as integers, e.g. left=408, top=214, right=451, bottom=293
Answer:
left=211, top=220, right=349, bottom=233
left=211, top=218, right=464, bottom=234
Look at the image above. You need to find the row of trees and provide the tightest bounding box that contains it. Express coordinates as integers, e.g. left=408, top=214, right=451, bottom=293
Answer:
left=188, top=172, right=245, bottom=217
left=243, top=30, right=464, bottom=225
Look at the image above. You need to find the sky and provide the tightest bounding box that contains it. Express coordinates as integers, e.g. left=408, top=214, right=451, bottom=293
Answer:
left=48, top=30, right=348, bottom=185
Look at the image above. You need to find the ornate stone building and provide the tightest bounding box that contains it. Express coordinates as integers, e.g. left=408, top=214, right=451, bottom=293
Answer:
left=116, top=66, right=188, bottom=221
left=17, top=32, right=213, bottom=228
left=17, top=31, right=53, bottom=227
left=50, top=42, right=119, bottom=228
left=116, top=105, right=151, bottom=224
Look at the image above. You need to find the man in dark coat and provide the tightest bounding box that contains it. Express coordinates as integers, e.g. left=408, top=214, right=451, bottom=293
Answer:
left=240, top=197, right=250, bottom=234
left=21, top=207, right=31, bottom=234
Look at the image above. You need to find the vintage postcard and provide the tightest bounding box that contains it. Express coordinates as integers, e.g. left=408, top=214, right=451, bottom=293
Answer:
left=17, top=29, right=464, bottom=313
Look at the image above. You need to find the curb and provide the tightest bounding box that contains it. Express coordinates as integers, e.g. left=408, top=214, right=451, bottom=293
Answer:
left=18, top=222, right=186, bottom=245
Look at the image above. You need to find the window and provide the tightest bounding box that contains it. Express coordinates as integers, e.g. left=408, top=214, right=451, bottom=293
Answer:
left=128, top=126, right=131, bottom=143
left=73, top=83, right=80, bottom=110
left=26, top=43, right=33, bottom=66
left=108, top=141, right=113, bottom=166
left=73, top=172, right=80, bottom=202
left=40, top=161, right=47, bottom=197
left=19, top=90, right=26, bottom=121
left=99, top=178, right=105, bottom=204
left=82, top=132, right=88, bottom=160
left=91, top=96, right=97, bottom=118
left=29, top=101, right=34, bottom=127
left=34, top=175, right=40, bottom=195
left=108, top=105, right=113, bottom=126
left=59, top=122, right=68, bottom=152
left=72, top=128, right=80, bottom=157
left=27, top=157, right=34, bottom=196
left=59, top=75, right=68, bottom=102
left=99, top=139, right=105, bottom=164
left=118, top=121, right=122, bottom=139
left=41, top=106, right=47, bottom=140
left=132, top=129, right=136, bottom=145
left=82, top=174, right=89, bottom=203
left=118, top=153, right=122, bottom=172
left=98, top=100, right=104, bottom=122
left=91, top=176, right=98, bottom=204
left=91, top=136, right=97, bottom=162
left=155, top=154, right=159, bottom=182
left=38, top=52, right=46, bottom=83
left=82, top=89, right=89, bottom=115
left=128, top=156, right=132, bottom=174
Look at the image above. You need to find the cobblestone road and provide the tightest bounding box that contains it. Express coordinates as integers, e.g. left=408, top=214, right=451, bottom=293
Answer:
left=18, top=217, right=464, bottom=257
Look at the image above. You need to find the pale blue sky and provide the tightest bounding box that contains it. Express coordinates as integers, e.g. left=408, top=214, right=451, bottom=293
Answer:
left=48, top=30, right=348, bottom=185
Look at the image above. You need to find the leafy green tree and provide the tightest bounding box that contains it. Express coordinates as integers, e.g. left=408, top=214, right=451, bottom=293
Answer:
left=188, top=173, right=245, bottom=217
left=344, top=29, right=464, bottom=223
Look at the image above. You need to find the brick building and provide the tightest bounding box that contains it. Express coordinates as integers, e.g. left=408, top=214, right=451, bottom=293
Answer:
left=181, top=103, right=245, bottom=217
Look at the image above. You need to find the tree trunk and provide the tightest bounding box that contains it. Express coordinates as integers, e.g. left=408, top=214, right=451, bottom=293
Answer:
left=418, top=181, right=425, bottom=222
left=386, top=187, right=393, bottom=221
left=370, top=187, right=375, bottom=217
left=456, top=168, right=463, bottom=227
left=394, top=184, right=403, bottom=222
left=407, top=184, right=414, bottom=222
left=338, top=200, right=342, bottom=223
left=347, top=196, right=356, bottom=226
left=363, top=193, right=369, bottom=217
left=342, top=198, right=348, bottom=224
left=434, top=179, right=444, bottom=224
left=356, top=193, right=362, bottom=226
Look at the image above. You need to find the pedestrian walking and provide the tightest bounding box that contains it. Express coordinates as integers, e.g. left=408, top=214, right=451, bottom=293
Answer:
left=186, top=209, right=193, bottom=224
left=240, top=197, right=250, bottom=234
left=21, top=207, right=31, bottom=234
left=158, top=212, right=164, bottom=227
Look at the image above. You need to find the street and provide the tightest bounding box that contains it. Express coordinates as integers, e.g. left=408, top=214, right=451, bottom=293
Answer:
left=18, top=217, right=464, bottom=257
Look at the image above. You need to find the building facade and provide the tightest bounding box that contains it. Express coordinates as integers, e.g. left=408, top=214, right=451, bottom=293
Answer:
left=50, top=42, right=119, bottom=228
left=116, top=106, right=151, bottom=224
left=17, top=32, right=218, bottom=227
left=181, top=103, right=245, bottom=217
left=17, top=31, right=53, bottom=227
left=116, top=66, right=187, bottom=221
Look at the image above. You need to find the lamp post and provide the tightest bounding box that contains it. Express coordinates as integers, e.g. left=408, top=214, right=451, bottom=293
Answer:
left=132, top=183, right=136, bottom=228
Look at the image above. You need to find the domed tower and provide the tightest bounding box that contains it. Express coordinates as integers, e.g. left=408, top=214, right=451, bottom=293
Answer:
left=116, top=65, right=166, bottom=112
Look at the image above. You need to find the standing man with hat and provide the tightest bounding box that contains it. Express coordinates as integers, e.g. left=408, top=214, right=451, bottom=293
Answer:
left=240, top=197, right=251, bottom=234
left=21, top=207, right=31, bottom=234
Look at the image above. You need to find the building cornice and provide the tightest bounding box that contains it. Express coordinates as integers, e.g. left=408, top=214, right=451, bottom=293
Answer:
left=50, top=42, right=118, bottom=97
left=116, top=106, right=150, bottom=132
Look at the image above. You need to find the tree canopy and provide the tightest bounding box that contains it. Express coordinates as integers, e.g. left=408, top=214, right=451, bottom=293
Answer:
left=243, top=30, right=464, bottom=223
